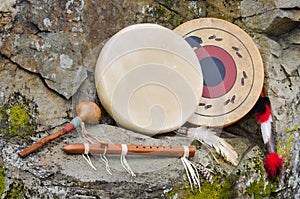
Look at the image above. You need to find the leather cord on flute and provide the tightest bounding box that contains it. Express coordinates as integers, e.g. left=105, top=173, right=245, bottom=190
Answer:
left=18, top=102, right=101, bottom=158
left=62, top=143, right=196, bottom=157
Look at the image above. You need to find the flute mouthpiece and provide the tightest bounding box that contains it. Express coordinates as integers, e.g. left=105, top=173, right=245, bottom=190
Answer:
left=62, top=144, right=83, bottom=154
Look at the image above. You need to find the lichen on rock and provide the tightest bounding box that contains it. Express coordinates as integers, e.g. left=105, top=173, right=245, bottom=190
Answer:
left=0, top=92, right=38, bottom=138
left=0, top=164, right=5, bottom=197
left=0, top=0, right=17, bottom=33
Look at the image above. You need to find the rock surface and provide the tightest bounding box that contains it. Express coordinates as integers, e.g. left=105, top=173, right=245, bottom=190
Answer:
left=1, top=125, right=192, bottom=198
left=0, top=0, right=299, bottom=198
left=0, top=58, right=71, bottom=132
left=0, top=124, right=268, bottom=198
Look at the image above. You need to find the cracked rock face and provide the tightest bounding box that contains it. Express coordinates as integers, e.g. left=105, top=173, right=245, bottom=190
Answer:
left=0, top=0, right=299, bottom=198
left=0, top=58, right=71, bottom=131
left=240, top=0, right=300, bottom=36
left=1, top=28, right=88, bottom=100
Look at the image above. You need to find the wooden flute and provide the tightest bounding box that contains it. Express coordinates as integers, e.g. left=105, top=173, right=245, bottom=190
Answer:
left=62, top=143, right=195, bottom=157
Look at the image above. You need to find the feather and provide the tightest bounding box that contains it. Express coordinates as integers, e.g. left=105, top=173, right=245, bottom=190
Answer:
left=255, top=93, right=283, bottom=178
left=194, top=162, right=214, bottom=184
left=255, top=95, right=272, bottom=144
left=264, top=152, right=283, bottom=178
left=177, top=127, right=238, bottom=166
left=255, top=97, right=271, bottom=123
left=181, top=146, right=201, bottom=190
left=260, top=117, right=272, bottom=144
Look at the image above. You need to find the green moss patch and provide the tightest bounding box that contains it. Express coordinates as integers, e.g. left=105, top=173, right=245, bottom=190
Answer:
left=0, top=92, right=38, bottom=138
left=189, top=174, right=238, bottom=199
left=0, top=164, right=5, bottom=197
left=246, top=177, right=280, bottom=199
left=165, top=172, right=238, bottom=199
left=5, top=181, right=26, bottom=199
left=284, top=124, right=299, bottom=133
left=277, top=134, right=295, bottom=157
left=244, top=153, right=280, bottom=198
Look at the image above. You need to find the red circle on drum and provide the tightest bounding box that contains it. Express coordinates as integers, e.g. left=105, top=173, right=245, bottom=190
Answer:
left=195, top=45, right=237, bottom=98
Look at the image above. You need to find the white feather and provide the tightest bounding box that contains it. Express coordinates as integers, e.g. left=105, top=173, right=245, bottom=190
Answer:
left=261, top=117, right=272, bottom=144
left=177, top=127, right=238, bottom=166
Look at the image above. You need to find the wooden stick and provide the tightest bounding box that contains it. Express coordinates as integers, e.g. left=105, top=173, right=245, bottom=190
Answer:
left=18, top=123, right=76, bottom=158
left=62, top=143, right=195, bottom=157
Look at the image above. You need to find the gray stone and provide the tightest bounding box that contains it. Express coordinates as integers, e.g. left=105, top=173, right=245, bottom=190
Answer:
left=274, top=0, right=300, bottom=8
left=265, top=29, right=300, bottom=134
left=2, top=32, right=88, bottom=99
left=0, top=0, right=17, bottom=32
left=254, top=34, right=285, bottom=80
left=243, top=9, right=300, bottom=35
left=281, top=46, right=300, bottom=76
left=72, top=74, right=98, bottom=106
left=0, top=58, right=71, bottom=131
left=268, top=78, right=300, bottom=133
left=241, top=0, right=300, bottom=16
left=286, top=77, right=300, bottom=101
left=279, top=28, right=300, bottom=49
left=240, top=0, right=276, bottom=17
left=82, top=41, right=106, bottom=73
left=22, top=0, right=84, bottom=32
left=1, top=0, right=89, bottom=99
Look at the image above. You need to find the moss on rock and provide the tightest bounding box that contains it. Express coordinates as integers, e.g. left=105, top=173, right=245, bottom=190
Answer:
left=285, top=124, right=299, bottom=133
left=164, top=171, right=239, bottom=198
left=5, top=181, right=26, bottom=199
left=0, top=92, right=38, bottom=138
left=3, top=104, right=32, bottom=136
left=190, top=173, right=238, bottom=199
left=246, top=175, right=280, bottom=199
left=0, top=164, right=5, bottom=197
left=243, top=147, right=280, bottom=198
left=277, top=133, right=295, bottom=157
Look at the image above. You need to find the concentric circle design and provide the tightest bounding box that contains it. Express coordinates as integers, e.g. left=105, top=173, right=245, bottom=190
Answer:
left=95, top=24, right=203, bottom=135
left=200, top=57, right=225, bottom=87
left=195, top=45, right=237, bottom=98
left=174, top=18, right=264, bottom=127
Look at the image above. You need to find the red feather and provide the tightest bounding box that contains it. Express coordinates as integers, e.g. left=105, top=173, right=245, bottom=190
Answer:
left=256, top=98, right=271, bottom=124
left=256, top=103, right=271, bottom=123
left=263, top=152, right=283, bottom=178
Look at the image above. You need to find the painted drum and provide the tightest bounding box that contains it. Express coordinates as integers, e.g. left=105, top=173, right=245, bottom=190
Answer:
left=95, top=24, right=203, bottom=135
left=174, top=18, right=264, bottom=127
